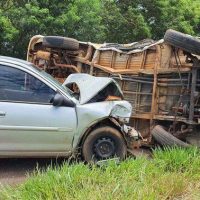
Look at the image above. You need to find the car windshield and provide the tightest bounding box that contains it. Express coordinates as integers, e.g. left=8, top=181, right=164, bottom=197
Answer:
left=30, top=64, right=74, bottom=96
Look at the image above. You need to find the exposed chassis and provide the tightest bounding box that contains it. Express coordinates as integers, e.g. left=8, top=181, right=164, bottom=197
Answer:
left=27, top=35, right=200, bottom=146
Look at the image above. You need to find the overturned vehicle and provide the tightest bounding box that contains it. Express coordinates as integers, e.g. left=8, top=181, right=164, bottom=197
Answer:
left=27, top=29, right=200, bottom=147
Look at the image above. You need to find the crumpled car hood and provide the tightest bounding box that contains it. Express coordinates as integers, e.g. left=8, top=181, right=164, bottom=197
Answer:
left=63, top=73, right=123, bottom=104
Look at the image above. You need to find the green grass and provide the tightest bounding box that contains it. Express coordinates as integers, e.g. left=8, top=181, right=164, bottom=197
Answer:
left=1, top=147, right=200, bottom=200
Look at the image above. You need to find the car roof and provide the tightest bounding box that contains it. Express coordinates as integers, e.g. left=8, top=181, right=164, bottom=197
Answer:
left=0, top=56, right=33, bottom=69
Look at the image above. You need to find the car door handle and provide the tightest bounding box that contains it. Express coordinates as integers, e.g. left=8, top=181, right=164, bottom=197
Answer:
left=0, top=111, right=6, bottom=117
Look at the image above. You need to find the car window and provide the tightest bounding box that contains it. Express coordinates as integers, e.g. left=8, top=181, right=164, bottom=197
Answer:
left=0, top=65, right=56, bottom=103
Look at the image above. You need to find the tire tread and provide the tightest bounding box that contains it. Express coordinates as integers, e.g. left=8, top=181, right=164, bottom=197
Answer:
left=82, top=126, right=127, bottom=163
left=43, top=36, right=79, bottom=50
left=164, top=29, right=200, bottom=55
left=151, top=125, right=189, bottom=147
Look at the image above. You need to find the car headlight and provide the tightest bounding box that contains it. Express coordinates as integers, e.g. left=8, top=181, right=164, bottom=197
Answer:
left=110, top=104, right=132, bottom=123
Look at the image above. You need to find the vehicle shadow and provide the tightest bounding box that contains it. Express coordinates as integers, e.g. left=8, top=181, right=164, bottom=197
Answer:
left=0, top=148, right=152, bottom=186
left=0, top=158, right=68, bottom=186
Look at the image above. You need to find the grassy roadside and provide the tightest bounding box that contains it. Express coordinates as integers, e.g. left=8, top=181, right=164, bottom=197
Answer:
left=1, top=147, right=200, bottom=200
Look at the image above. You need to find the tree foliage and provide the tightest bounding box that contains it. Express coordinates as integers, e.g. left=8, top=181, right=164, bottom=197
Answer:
left=133, top=0, right=200, bottom=39
left=0, top=0, right=200, bottom=58
left=101, top=0, right=151, bottom=43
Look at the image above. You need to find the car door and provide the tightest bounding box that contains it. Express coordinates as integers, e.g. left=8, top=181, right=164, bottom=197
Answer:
left=0, top=63, right=77, bottom=155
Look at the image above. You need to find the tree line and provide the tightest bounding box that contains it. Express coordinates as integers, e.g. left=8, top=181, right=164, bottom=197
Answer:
left=0, top=0, right=200, bottom=59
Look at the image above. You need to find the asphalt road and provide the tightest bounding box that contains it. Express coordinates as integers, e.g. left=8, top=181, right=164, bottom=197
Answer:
left=0, top=158, right=66, bottom=186
left=0, top=148, right=151, bottom=186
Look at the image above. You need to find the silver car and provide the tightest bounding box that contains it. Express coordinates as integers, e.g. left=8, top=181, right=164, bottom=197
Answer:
left=0, top=56, right=140, bottom=162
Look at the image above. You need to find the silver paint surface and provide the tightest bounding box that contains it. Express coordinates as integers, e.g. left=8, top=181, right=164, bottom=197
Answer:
left=0, top=56, right=132, bottom=157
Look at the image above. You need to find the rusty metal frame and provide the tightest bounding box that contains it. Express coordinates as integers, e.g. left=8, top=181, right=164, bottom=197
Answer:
left=27, top=37, right=199, bottom=141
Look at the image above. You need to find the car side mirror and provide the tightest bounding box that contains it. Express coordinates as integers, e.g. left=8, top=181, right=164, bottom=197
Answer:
left=52, top=93, right=75, bottom=107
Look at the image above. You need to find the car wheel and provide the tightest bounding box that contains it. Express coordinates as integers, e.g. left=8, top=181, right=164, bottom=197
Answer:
left=151, top=125, right=189, bottom=147
left=82, top=126, right=127, bottom=163
left=164, top=29, right=200, bottom=55
left=43, top=36, right=79, bottom=51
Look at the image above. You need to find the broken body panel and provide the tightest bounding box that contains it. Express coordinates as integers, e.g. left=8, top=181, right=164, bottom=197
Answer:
left=63, top=73, right=123, bottom=104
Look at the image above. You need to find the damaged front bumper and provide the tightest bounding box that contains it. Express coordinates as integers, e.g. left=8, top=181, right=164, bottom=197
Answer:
left=110, top=117, right=143, bottom=149
left=109, top=101, right=143, bottom=149
left=122, top=124, right=143, bottom=149
left=122, top=124, right=142, bottom=140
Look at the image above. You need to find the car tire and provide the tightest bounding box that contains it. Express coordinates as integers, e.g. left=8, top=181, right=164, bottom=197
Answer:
left=151, top=125, right=189, bottom=147
left=164, top=29, right=200, bottom=55
left=43, top=36, right=79, bottom=51
left=82, top=126, right=127, bottom=163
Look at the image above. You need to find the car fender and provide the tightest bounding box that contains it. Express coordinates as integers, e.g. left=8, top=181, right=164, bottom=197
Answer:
left=72, top=100, right=132, bottom=149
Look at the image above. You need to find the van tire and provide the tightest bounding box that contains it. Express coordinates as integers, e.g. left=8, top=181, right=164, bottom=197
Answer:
left=43, top=36, right=79, bottom=50
left=164, top=29, right=200, bottom=55
left=151, top=125, right=189, bottom=147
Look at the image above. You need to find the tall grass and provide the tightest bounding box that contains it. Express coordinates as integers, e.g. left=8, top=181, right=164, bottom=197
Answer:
left=1, top=147, right=200, bottom=200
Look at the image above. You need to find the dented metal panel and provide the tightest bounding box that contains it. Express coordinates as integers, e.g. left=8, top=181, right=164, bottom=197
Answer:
left=63, top=73, right=123, bottom=104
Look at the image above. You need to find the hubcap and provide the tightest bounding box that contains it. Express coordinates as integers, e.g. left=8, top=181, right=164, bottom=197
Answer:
left=94, top=137, right=115, bottom=159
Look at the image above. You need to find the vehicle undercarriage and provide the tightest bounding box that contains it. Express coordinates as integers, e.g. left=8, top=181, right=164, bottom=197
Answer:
left=27, top=30, right=200, bottom=147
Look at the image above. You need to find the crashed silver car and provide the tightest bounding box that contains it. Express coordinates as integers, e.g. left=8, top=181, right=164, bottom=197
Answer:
left=0, top=56, right=140, bottom=162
